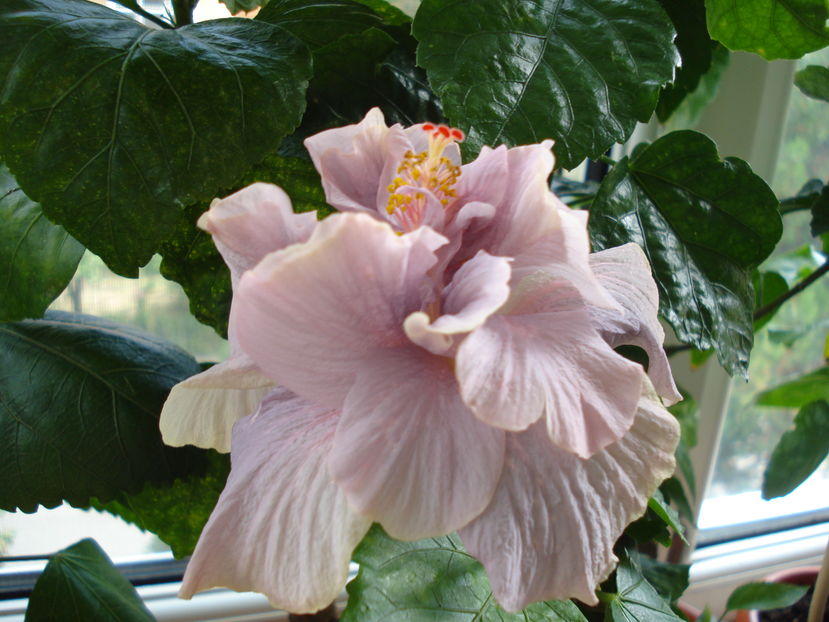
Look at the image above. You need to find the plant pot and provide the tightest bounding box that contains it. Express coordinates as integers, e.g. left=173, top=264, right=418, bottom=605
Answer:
left=735, top=566, right=821, bottom=622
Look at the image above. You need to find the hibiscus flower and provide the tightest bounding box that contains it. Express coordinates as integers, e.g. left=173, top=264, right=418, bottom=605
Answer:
left=160, top=109, right=682, bottom=613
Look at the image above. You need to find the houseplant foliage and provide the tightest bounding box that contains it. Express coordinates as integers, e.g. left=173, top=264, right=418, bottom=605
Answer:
left=1, top=0, right=828, bottom=620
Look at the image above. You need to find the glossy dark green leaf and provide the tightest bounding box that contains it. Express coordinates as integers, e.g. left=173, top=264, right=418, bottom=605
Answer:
left=656, top=0, right=718, bottom=122
left=93, top=452, right=230, bottom=558
left=781, top=178, right=829, bottom=237
left=630, top=552, right=689, bottom=603
left=159, top=155, right=332, bottom=337
left=341, top=525, right=588, bottom=621
left=811, top=186, right=829, bottom=237
left=353, top=0, right=410, bottom=24
left=607, top=556, right=685, bottom=621
left=412, top=0, right=678, bottom=168
left=0, top=165, right=84, bottom=322
left=648, top=490, right=687, bottom=543
left=660, top=476, right=694, bottom=524
left=256, top=0, right=387, bottom=50
left=26, top=539, right=155, bottom=622
left=753, top=270, right=789, bottom=331
left=0, top=311, right=206, bottom=512
left=725, top=582, right=809, bottom=611
left=795, top=65, right=829, bottom=102
left=590, top=131, right=782, bottom=376
left=706, top=0, right=829, bottom=60
left=762, top=400, right=829, bottom=499
left=756, top=366, right=829, bottom=406
left=0, top=0, right=311, bottom=276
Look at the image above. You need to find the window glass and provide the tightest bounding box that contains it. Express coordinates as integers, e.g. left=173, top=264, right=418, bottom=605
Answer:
left=698, top=47, right=829, bottom=537
left=0, top=253, right=228, bottom=566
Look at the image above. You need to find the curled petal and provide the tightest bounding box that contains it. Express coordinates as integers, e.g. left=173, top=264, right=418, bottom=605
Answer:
left=589, top=243, right=682, bottom=405
left=160, top=353, right=274, bottom=453
left=329, top=348, right=505, bottom=540
left=404, top=251, right=511, bottom=355
left=459, top=382, right=679, bottom=610
left=198, top=183, right=317, bottom=285
left=180, top=388, right=371, bottom=614
left=233, top=213, right=446, bottom=408
left=456, top=280, right=643, bottom=457
left=304, top=108, right=411, bottom=215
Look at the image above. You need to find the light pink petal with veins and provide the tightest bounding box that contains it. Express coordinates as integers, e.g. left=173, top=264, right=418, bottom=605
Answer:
left=304, top=108, right=411, bottom=215
left=456, top=279, right=643, bottom=457
left=180, top=388, right=370, bottom=614
left=232, top=213, right=446, bottom=408
left=159, top=352, right=274, bottom=453
left=329, top=348, right=505, bottom=540
left=589, top=243, right=682, bottom=405
left=198, top=182, right=317, bottom=286
left=404, top=250, right=511, bottom=356
left=459, top=381, right=679, bottom=611
left=511, top=204, right=619, bottom=309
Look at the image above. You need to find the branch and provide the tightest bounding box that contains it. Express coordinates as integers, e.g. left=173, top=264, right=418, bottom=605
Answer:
left=753, top=260, right=829, bottom=320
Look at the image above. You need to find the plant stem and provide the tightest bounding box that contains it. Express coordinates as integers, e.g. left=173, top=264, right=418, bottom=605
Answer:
left=753, top=259, right=829, bottom=320
left=664, top=260, right=829, bottom=358
left=173, top=0, right=194, bottom=26
left=808, top=537, right=829, bottom=622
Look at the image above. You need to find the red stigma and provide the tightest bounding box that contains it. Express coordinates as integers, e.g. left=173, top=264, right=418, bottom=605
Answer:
left=450, top=128, right=464, bottom=141
left=421, top=122, right=464, bottom=142
left=438, top=125, right=450, bottom=138
left=422, top=123, right=435, bottom=131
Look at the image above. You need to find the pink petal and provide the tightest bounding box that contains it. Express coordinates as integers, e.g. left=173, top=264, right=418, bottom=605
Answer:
left=179, top=388, right=371, bottom=614
left=404, top=251, right=512, bottom=355
left=232, top=213, right=446, bottom=408
left=511, top=205, right=619, bottom=309
left=459, top=382, right=679, bottom=610
left=159, top=353, right=274, bottom=453
left=329, top=348, right=505, bottom=540
left=456, top=280, right=643, bottom=457
left=304, top=108, right=411, bottom=215
left=198, top=183, right=317, bottom=285
left=589, top=243, right=682, bottom=405
left=452, top=145, right=508, bottom=218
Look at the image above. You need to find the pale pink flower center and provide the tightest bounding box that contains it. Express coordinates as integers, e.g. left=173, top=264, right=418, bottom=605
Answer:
left=385, top=124, right=464, bottom=231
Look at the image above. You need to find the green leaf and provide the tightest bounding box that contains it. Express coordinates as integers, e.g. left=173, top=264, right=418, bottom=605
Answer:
left=256, top=0, right=388, bottom=51
left=762, top=400, right=829, bottom=499
left=221, top=0, right=271, bottom=13
left=706, top=0, right=829, bottom=60
left=660, top=476, right=694, bottom=524
left=590, top=130, right=782, bottom=377
left=811, top=186, right=829, bottom=237
left=780, top=178, right=829, bottom=237
left=0, top=0, right=312, bottom=276
left=768, top=317, right=829, bottom=347
left=765, top=244, right=824, bottom=286
left=159, top=155, right=332, bottom=337
left=756, top=366, right=829, bottom=406
left=0, top=311, right=206, bottom=512
left=656, top=0, right=718, bottom=122
left=630, top=552, right=689, bottom=603
left=93, top=452, right=230, bottom=558
left=352, top=0, right=411, bottom=24
left=606, top=556, right=685, bottom=621
left=725, top=582, right=809, bottom=611
left=0, top=164, right=84, bottom=322
left=753, top=270, right=789, bottom=331
left=412, top=0, right=678, bottom=168
left=25, top=539, right=155, bottom=622
left=341, top=525, right=588, bottom=621
left=795, top=65, right=829, bottom=102
left=648, top=490, right=687, bottom=543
